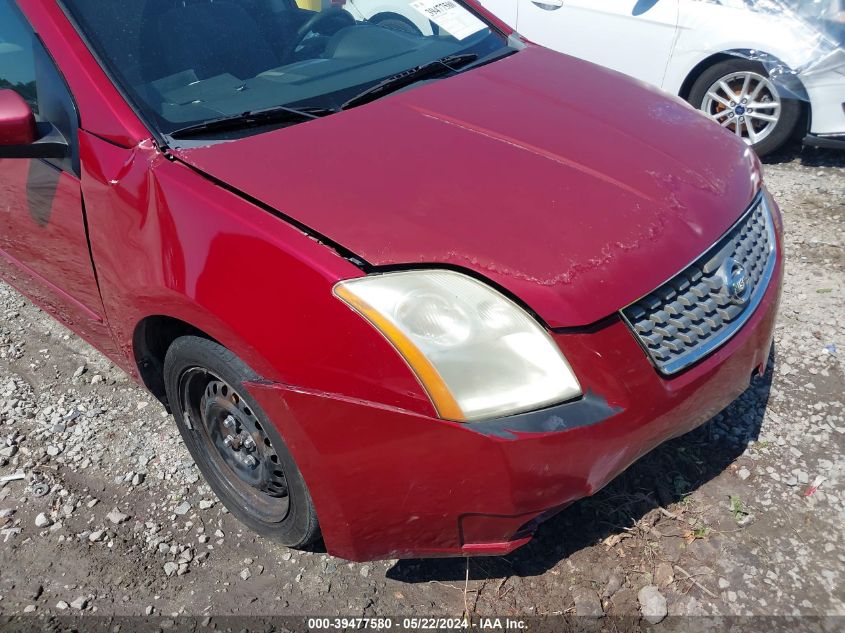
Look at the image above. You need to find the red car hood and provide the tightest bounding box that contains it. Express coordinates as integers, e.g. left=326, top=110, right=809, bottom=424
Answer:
left=172, top=46, right=760, bottom=328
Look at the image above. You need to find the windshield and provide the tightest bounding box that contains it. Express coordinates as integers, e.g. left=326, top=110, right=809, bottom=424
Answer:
left=61, top=0, right=510, bottom=138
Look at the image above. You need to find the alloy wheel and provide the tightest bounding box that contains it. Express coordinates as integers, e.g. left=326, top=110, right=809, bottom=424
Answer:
left=700, top=71, right=782, bottom=146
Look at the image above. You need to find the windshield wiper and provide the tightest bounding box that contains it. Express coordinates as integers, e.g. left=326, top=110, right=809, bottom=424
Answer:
left=168, top=104, right=336, bottom=139
left=341, top=53, right=478, bottom=111
left=459, top=47, right=518, bottom=72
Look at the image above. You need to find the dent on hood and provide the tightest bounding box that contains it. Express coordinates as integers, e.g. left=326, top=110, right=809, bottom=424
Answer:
left=410, top=101, right=749, bottom=290
left=435, top=202, right=672, bottom=289
left=691, top=1, right=845, bottom=99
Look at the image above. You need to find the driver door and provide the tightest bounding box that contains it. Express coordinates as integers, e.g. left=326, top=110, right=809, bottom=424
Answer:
left=0, top=0, right=112, bottom=349
left=512, top=0, right=680, bottom=88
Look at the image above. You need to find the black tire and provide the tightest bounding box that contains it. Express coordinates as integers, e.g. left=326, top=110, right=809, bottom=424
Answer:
left=370, top=12, right=423, bottom=36
left=163, top=336, right=320, bottom=548
left=688, top=59, right=801, bottom=157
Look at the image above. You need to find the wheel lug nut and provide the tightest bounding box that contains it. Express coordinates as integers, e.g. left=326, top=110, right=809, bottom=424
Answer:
left=223, top=415, right=236, bottom=429
left=244, top=455, right=258, bottom=468
left=730, top=101, right=735, bottom=107
left=739, top=116, right=745, bottom=122
left=242, top=436, right=256, bottom=450
left=223, top=436, right=234, bottom=448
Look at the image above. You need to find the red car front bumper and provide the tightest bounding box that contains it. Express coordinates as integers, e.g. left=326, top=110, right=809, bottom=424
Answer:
left=248, top=249, right=782, bottom=562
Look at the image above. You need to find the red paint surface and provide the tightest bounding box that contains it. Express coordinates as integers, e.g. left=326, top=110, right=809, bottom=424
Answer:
left=0, top=90, right=37, bottom=145
left=248, top=252, right=781, bottom=560
left=1, top=1, right=781, bottom=560
left=173, top=46, right=761, bottom=328
left=18, top=0, right=151, bottom=147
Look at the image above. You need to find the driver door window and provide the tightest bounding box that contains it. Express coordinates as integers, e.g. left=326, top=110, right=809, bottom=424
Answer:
left=0, top=0, right=106, bottom=337
left=0, top=5, right=37, bottom=114
left=0, top=0, right=79, bottom=174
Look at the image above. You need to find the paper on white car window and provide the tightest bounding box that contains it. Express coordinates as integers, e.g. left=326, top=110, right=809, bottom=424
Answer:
left=409, top=0, right=487, bottom=40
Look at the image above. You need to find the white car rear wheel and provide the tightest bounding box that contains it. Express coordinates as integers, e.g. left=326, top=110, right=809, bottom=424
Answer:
left=689, top=59, right=801, bottom=157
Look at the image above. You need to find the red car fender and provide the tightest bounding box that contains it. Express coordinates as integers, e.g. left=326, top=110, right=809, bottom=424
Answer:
left=77, top=130, right=438, bottom=416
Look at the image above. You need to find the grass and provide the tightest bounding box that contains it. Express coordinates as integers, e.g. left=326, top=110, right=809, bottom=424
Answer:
left=729, top=495, right=750, bottom=521
left=693, top=525, right=711, bottom=539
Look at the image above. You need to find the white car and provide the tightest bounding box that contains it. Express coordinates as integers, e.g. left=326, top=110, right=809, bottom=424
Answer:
left=342, top=0, right=435, bottom=34
left=477, top=0, right=845, bottom=155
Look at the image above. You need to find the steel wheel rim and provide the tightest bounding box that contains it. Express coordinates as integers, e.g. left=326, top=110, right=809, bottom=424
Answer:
left=701, top=71, right=781, bottom=145
left=179, top=368, right=289, bottom=522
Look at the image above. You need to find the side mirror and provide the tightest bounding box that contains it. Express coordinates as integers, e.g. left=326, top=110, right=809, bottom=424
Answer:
left=0, top=89, right=68, bottom=159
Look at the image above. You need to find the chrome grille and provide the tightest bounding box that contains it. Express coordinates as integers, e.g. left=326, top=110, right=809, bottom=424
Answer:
left=622, top=194, right=776, bottom=375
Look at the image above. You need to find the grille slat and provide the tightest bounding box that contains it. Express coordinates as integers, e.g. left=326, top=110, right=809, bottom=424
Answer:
left=622, top=195, right=776, bottom=375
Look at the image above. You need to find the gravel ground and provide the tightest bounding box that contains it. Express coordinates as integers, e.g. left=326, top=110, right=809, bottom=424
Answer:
left=0, top=141, right=843, bottom=626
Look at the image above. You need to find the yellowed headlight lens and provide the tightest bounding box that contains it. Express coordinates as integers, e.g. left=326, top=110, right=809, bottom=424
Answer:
left=334, top=271, right=582, bottom=422
left=334, top=283, right=466, bottom=421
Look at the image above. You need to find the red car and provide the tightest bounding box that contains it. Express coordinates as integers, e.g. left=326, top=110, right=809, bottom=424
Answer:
left=0, top=0, right=781, bottom=561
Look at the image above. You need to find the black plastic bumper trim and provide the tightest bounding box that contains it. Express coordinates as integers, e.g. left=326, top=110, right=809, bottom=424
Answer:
left=803, top=134, right=845, bottom=149
left=470, top=390, right=621, bottom=439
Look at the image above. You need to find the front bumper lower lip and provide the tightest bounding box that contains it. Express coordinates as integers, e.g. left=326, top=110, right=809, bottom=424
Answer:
left=469, top=390, right=621, bottom=439
left=243, top=233, right=783, bottom=562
